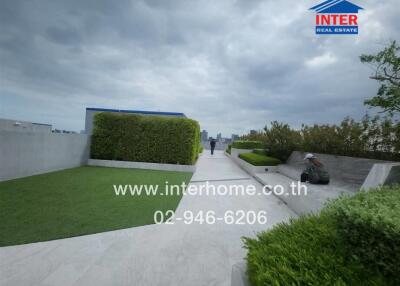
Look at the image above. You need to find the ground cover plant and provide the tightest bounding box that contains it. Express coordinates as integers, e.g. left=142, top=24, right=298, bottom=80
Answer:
left=0, top=166, right=192, bottom=246
left=326, top=185, right=400, bottom=282
left=244, top=186, right=400, bottom=286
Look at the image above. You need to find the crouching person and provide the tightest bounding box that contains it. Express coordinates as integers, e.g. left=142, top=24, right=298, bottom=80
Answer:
left=301, top=153, right=330, bottom=184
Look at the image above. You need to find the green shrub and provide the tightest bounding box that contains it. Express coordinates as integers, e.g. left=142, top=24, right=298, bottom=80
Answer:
left=325, top=186, right=400, bottom=282
left=243, top=116, right=400, bottom=162
left=226, top=144, right=232, bottom=154
left=198, top=146, right=203, bottom=153
left=244, top=186, right=400, bottom=286
left=264, top=121, right=302, bottom=162
left=91, top=113, right=200, bottom=165
left=252, top=149, right=266, bottom=155
left=239, top=152, right=281, bottom=166
left=231, top=140, right=263, bottom=149
left=244, top=214, right=386, bottom=286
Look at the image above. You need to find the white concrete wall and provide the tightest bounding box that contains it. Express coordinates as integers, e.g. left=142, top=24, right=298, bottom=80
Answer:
left=361, top=163, right=400, bottom=190
left=287, top=151, right=394, bottom=191
left=0, top=118, right=52, bottom=133
left=0, top=131, right=90, bottom=181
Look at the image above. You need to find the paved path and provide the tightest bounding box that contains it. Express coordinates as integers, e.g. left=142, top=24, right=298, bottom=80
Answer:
left=0, top=151, right=296, bottom=286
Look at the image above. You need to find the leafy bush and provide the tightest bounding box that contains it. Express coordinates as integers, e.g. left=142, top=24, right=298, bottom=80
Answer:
left=244, top=214, right=385, bottom=286
left=231, top=140, right=263, bottom=149
left=325, top=186, right=400, bottom=283
left=302, top=116, right=400, bottom=160
left=91, top=112, right=200, bottom=165
left=244, top=186, right=400, bottom=286
left=264, top=121, right=302, bottom=162
left=239, top=152, right=281, bottom=166
left=243, top=116, right=400, bottom=162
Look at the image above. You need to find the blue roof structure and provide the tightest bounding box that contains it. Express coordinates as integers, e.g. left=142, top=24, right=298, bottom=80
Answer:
left=86, top=107, right=186, bottom=117
left=310, top=0, right=363, bottom=13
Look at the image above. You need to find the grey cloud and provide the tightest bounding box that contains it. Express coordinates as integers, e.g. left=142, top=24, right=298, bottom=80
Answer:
left=0, top=0, right=399, bottom=136
left=45, top=26, right=82, bottom=46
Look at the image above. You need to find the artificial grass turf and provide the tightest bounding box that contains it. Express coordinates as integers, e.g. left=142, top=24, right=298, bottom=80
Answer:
left=239, top=152, right=281, bottom=166
left=0, top=166, right=192, bottom=246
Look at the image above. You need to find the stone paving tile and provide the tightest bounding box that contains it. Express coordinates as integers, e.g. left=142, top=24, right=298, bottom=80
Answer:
left=0, top=151, right=296, bottom=286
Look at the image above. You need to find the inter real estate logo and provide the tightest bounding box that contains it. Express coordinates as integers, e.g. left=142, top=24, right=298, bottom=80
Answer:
left=310, top=0, right=363, bottom=35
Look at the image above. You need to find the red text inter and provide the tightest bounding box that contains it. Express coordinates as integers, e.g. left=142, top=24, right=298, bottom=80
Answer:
left=316, top=14, right=358, bottom=26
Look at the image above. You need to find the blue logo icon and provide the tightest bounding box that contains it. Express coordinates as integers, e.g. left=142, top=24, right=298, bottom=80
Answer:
left=310, top=0, right=364, bottom=35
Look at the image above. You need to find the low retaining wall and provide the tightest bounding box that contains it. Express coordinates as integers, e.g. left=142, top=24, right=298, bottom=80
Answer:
left=229, top=148, right=277, bottom=176
left=287, top=151, right=394, bottom=190
left=88, top=159, right=196, bottom=172
left=235, top=157, right=277, bottom=176
left=0, top=131, right=90, bottom=181
left=230, top=148, right=252, bottom=161
left=361, top=163, right=400, bottom=190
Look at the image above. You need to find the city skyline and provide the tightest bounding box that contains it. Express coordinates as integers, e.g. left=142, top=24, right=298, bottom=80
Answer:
left=201, top=129, right=240, bottom=141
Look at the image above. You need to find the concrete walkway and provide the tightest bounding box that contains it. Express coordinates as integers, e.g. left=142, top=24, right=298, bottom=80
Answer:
left=0, top=151, right=296, bottom=286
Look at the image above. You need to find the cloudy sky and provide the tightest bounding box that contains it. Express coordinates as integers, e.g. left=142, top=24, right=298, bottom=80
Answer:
left=0, top=0, right=399, bottom=137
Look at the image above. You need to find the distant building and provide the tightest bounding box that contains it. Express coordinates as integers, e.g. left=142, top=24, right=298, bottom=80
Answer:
left=231, top=134, right=239, bottom=141
left=0, top=118, right=52, bottom=133
left=216, top=133, right=222, bottom=141
left=84, top=107, right=187, bottom=134
left=224, top=138, right=232, bottom=144
left=250, top=130, right=257, bottom=135
left=201, top=130, right=208, bottom=141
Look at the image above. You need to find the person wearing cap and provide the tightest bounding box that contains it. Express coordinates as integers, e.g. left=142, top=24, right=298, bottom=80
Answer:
left=301, top=153, right=330, bottom=184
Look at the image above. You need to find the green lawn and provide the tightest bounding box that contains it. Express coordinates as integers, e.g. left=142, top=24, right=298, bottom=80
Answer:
left=0, top=166, right=192, bottom=246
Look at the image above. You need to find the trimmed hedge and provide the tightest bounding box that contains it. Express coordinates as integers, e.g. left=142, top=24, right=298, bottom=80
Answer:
left=252, top=149, right=266, bottom=155
left=239, top=152, right=281, bottom=166
left=231, top=140, right=263, bottom=149
left=91, top=112, right=200, bottom=165
left=325, top=186, right=400, bottom=282
left=244, top=186, right=400, bottom=286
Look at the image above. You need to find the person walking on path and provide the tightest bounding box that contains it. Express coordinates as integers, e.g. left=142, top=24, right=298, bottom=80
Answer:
left=210, top=138, right=216, bottom=155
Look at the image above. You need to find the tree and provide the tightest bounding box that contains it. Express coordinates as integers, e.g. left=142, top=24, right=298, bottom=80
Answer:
left=360, top=41, right=400, bottom=114
left=263, top=121, right=302, bottom=161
